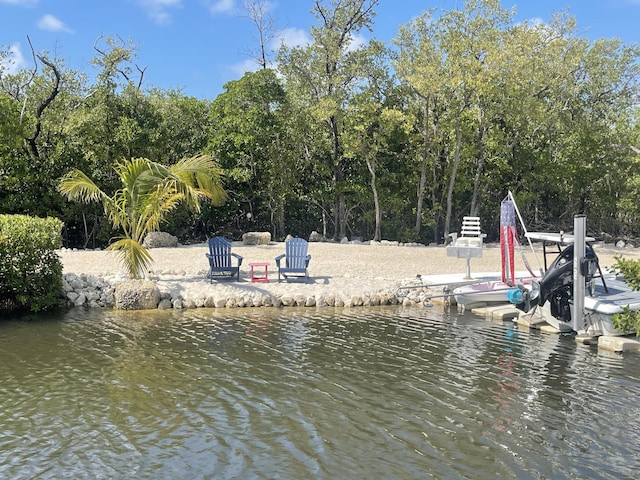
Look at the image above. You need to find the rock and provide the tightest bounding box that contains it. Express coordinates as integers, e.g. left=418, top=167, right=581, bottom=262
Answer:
left=143, top=231, right=179, bottom=248
left=616, top=240, right=626, bottom=249
left=380, top=240, right=399, bottom=246
left=158, top=299, right=173, bottom=310
left=242, top=231, right=271, bottom=245
left=114, top=280, right=161, bottom=310
left=340, top=237, right=349, bottom=244
left=309, top=231, right=324, bottom=242
left=281, top=295, right=294, bottom=306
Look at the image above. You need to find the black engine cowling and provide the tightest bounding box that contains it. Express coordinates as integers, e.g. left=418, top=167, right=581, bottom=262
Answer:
left=509, top=244, right=599, bottom=322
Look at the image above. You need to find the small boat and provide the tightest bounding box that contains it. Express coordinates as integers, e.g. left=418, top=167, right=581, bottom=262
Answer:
left=511, top=274, right=633, bottom=334
left=452, top=279, right=533, bottom=309
left=509, top=215, right=640, bottom=336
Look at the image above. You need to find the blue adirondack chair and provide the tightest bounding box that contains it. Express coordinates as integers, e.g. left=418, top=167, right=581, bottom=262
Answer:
left=206, top=236, right=243, bottom=282
left=275, top=237, right=311, bottom=282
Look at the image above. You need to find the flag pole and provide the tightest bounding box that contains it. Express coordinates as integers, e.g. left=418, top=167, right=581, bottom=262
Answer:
left=508, top=190, right=544, bottom=275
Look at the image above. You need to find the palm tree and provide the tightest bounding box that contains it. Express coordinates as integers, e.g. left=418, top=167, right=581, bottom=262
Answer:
left=58, top=155, right=227, bottom=279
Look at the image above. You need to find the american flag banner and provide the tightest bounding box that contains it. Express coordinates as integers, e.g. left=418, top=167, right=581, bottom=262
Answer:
left=500, top=199, right=518, bottom=285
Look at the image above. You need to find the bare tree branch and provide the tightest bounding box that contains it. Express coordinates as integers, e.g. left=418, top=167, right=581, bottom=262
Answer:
left=17, top=35, right=40, bottom=122
left=240, top=0, right=278, bottom=70
left=24, top=54, right=61, bottom=161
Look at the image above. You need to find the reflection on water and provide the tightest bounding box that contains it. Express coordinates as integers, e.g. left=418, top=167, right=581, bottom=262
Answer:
left=1, top=306, right=639, bottom=479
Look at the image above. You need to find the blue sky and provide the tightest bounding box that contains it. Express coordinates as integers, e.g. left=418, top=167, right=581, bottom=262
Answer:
left=1, top=0, right=639, bottom=100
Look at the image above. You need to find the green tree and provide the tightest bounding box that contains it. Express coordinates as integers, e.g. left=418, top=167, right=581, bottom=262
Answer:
left=278, top=0, right=380, bottom=240
left=207, top=69, right=301, bottom=238
left=58, top=155, right=226, bottom=278
left=342, top=43, right=409, bottom=241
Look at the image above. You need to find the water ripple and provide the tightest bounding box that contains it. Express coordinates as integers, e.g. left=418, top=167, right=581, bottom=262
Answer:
left=1, top=307, right=639, bottom=478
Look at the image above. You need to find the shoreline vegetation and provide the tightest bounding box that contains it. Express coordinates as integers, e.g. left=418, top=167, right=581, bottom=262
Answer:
left=58, top=240, right=640, bottom=311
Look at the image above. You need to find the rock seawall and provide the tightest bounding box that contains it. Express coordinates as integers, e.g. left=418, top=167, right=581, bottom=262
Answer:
left=60, top=273, right=430, bottom=311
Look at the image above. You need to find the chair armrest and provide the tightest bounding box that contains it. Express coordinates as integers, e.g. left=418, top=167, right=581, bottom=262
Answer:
left=231, top=253, right=243, bottom=266
left=305, top=254, right=311, bottom=267
left=275, top=253, right=285, bottom=267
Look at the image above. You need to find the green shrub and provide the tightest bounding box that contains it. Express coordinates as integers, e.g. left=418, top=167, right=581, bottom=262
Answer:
left=611, top=255, right=640, bottom=336
left=611, top=306, right=640, bottom=337
left=0, top=214, right=64, bottom=313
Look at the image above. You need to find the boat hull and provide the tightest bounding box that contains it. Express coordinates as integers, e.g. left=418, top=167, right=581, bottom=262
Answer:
left=453, top=279, right=533, bottom=309
left=537, top=279, right=640, bottom=335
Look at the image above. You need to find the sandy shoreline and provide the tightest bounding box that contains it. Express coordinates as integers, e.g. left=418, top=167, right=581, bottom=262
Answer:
left=57, top=240, right=640, bottom=306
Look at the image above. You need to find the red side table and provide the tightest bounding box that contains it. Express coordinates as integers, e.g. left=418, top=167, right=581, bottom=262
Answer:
left=249, top=262, right=269, bottom=283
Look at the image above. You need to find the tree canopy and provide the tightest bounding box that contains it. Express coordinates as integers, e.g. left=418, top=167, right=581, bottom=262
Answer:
left=1, top=0, right=639, bottom=247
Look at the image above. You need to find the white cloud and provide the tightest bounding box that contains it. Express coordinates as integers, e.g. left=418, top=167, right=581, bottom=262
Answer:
left=271, top=27, right=366, bottom=51
left=274, top=27, right=311, bottom=49
left=228, top=57, right=261, bottom=77
left=1, top=43, right=27, bottom=75
left=136, top=0, right=182, bottom=25
left=346, top=33, right=367, bottom=52
left=37, top=14, right=73, bottom=33
left=209, top=0, right=236, bottom=16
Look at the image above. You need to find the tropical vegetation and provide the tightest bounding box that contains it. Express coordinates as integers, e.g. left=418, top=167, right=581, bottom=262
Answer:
left=611, top=256, right=640, bottom=336
left=1, top=0, right=639, bottom=251
left=58, top=155, right=226, bottom=279
left=0, top=214, right=63, bottom=312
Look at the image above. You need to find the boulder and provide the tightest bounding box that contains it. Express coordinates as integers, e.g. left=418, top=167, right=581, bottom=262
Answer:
left=143, top=231, right=179, bottom=248
left=114, top=280, right=161, bottom=310
left=309, top=231, right=324, bottom=242
left=242, top=231, right=271, bottom=245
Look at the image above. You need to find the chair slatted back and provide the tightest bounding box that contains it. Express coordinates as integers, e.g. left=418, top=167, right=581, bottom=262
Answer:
left=460, top=216, right=482, bottom=238
left=208, top=237, right=232, bottom=268
left=286, top=238, right=309, bottom=269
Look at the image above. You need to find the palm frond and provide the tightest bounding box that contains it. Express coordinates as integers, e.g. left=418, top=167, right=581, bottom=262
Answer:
left=58, top=170, right=106, bottom=203
left=108, top=190, right=132, bottom=231
left=108, top=238, right=154, bottom=279
left=169, top=154, right=228, bottom=207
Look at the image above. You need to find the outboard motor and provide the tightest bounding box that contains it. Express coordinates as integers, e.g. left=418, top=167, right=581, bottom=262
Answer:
left=508, top=244, right=599, bottom=322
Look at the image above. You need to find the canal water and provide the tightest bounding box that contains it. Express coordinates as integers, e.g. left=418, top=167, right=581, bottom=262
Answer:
left=1, top=305, right=639, bottom=479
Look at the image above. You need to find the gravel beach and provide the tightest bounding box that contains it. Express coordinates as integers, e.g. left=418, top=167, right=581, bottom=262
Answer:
left=57, top=240, right=640, bottom=308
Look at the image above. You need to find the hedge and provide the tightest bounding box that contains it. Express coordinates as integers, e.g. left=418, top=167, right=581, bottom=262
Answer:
left=0, top=214, right=64, bottom=313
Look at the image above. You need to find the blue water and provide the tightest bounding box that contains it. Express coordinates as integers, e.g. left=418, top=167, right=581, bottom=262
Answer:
left=1, top=306, right=639, bottom=479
